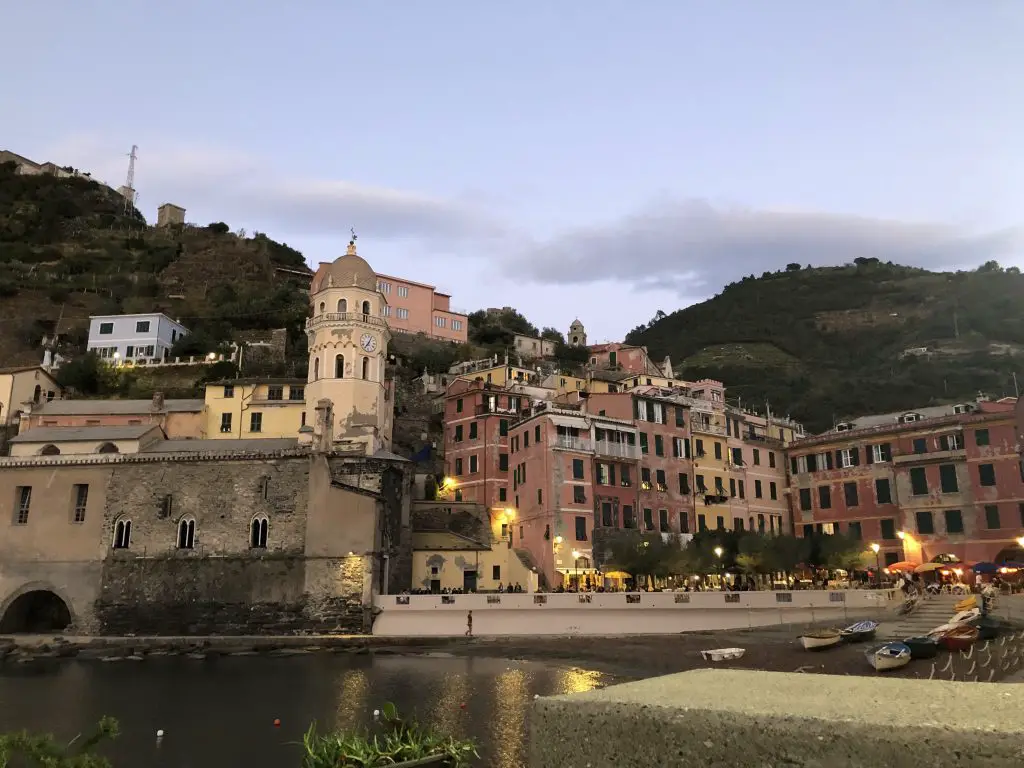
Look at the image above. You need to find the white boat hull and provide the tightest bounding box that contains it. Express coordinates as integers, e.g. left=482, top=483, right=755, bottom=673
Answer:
left=801, top=634, right=842, bottom=650
left=868, top=643, right=911, bottom=671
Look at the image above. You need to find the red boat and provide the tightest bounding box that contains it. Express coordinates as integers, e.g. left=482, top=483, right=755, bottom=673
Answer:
left=937, top=625, right=979, bottom=652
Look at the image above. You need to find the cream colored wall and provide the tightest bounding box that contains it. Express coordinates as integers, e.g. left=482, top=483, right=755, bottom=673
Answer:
left=0, top=370, right=61, bottom=427
left=305, top=456, right=380, bottom=557
left=306, top=283, right=392, bottom=452
left=9, top=438, right=146, bottom=457
left=412, top=546, right=533, bottom=591
left=164, top=410, right=204, bottom=439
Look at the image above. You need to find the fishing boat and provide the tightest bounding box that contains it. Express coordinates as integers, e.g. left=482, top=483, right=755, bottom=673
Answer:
left=936, top=625, right=979, bottom=652
left=950, top=608, right=981, bottom=626
left=799, top=629, right=842, bottom=651
left=902, top=636, right=939, bottom=659
left=840, top=620, right=879, bottom=643
left=867, top=642, right=912, bottom=671
left=954, top=595, right=978, bottom=612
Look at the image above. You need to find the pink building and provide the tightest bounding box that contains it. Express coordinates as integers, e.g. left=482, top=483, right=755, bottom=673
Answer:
left=17, top=393, right=204, bottom=440
left=376, top=274, right=468, bottom=343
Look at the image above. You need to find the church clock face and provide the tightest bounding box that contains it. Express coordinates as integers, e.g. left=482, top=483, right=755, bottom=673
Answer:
left=360, top=333, right=377, bottom=352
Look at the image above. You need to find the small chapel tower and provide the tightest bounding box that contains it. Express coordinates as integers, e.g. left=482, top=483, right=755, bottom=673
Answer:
left=568, top=318, right=587, bottom=347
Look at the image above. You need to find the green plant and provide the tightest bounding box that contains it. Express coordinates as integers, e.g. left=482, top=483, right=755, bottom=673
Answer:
left=0, top=717, right=118, bottom=767
left=300, top=703, right=478, bottom=767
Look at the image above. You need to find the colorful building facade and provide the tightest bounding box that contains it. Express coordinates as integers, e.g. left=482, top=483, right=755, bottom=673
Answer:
left=787, top=400, right=1023, bottom=565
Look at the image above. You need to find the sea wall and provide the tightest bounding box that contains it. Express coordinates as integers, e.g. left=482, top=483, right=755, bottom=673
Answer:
left=529, top=668, right=1024, bottom=767
left=372, top=589, right=895, bottom=637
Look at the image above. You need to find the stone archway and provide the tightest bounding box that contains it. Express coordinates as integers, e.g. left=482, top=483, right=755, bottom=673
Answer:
left=0, top=585, right=74, bottom=634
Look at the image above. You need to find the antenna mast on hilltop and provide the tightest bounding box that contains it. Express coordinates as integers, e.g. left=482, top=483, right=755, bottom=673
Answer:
left=121, top=145, right=138, bottom=216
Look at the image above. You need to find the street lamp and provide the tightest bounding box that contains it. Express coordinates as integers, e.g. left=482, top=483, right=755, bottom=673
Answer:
left=572, top=549, right=581, bottom=588
left=714, top=546, right=724, bottom=586
left=870, top=543, right=881, bottom=588
left=1016, top=536, right=1024, bottom=549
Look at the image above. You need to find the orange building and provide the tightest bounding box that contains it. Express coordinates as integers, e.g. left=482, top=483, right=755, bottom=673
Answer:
left=17, top=394, right=204, bottom=440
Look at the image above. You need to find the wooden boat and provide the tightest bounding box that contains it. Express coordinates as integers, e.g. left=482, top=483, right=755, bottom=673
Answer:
left=902, top=636, right=939, bottom=659
left=867, top=642, right=912, bottom=671
left=977, top=616, right=1001, bottom=641
left=840, top=620, right=879, bottom=643
left=937, top=625, right=979, bottom=652
left=950, top=608, right=981, bottom=625
left=800, top=629, right=842, bottom=650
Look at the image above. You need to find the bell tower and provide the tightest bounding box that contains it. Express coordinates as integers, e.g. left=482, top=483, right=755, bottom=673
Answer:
left=568, top=318, right=587, bottom=347
left=304, top=235, right=393, bottom=454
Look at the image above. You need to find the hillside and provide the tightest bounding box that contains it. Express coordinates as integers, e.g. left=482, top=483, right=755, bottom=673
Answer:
left=625, top=260, right=1024, bottom=432
left=0, top=160, right=315, bottom=369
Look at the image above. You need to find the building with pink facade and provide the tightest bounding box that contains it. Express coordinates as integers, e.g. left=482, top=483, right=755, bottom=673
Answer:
left=787, top=398, right=1023, bottom=565
left=375, top=273, right=467, bottom=343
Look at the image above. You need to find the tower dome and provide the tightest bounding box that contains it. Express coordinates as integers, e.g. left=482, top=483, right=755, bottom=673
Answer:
left=314, top=240, right=377, bottom=293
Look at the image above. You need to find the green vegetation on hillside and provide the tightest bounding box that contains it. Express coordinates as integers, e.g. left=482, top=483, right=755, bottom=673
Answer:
left=0, top=161, right=311, bottom=368
left=626, top=259, right=1024, bottom=431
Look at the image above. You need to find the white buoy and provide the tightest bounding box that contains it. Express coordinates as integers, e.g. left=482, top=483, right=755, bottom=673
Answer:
left=156, top=730, right=164, bottom=737
left=373, top=709, right=380, bottom=720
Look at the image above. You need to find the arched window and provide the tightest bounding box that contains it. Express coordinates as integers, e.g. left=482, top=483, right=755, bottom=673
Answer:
left=361, top=300, right=370, bottom=316
left=97, top=442, right=120, bottom=454
left=335, top=354, right=345, bottom=378
left=39, top=444, right=61, bottom=456
left=250, top=515, right=269, bottom=549
left=313, top=356, right=320, bottom=380
left=318, top=301, right=325, bottom=314
left=177, top=517, right=196, bottom=550
left=113, top=518, right=132, bottom=549
left=362, top=356, right=370, bottom=380
left=338, top=298, right=347, bottom=313
left=32, top=385, right=41, bottom=404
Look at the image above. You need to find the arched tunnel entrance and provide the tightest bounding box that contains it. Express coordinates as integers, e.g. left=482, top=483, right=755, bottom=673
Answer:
left=0, top=590, right=73, bottom=633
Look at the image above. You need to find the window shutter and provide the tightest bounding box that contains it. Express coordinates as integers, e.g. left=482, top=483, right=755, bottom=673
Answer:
left=882, top=443, right=892, bottom=461
left=866, top=446, right=874, bottom=465
left=791, top=457, right=798, bottom=475
left=940, top=435, right=949, bottom=451
left=835, top=450, right=843, bottom=468
left=825, top=452, right=834, bottom=470
left=851, top=447, right=860, bottom=466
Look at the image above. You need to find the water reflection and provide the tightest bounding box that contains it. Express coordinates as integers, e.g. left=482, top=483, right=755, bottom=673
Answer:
left=0, top=654, right=613, bottom=767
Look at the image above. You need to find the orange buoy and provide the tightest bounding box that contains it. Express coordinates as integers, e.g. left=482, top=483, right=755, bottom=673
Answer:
left=273, top=719, right=281, bottom=728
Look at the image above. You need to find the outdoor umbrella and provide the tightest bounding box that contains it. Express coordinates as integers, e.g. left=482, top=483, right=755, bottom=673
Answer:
left=914, top=562, right=947, bottom=574
left=970, top=562, right=999, bottom=575
left=886, top=561, right=918, bottom=573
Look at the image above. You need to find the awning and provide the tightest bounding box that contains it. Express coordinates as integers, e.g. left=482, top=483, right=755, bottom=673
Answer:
left=548, top=414, right=588, bottom=429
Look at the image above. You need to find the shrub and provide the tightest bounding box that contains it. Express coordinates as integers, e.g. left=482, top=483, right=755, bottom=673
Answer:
left=0, top=716, right=118, bottom=767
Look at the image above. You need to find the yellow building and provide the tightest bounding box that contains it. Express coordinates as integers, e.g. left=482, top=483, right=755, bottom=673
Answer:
left=0, top=366, right=62, bottom=429
left=457, top=363, right=540, bottom=388
left=411, top=502, right=536, bottom=592
left=202, top=379, right=307, bottom=439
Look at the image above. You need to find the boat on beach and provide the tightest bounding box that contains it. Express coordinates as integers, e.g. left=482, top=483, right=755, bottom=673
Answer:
left=867, top=642, right=911, bottom=671
left=840, top=620, right=879, bottom=643
left=902, top=636, right=939, bottom=659
left=799, top=629, right=842, bottom=650
left=935, top=625, right=979, bottom=652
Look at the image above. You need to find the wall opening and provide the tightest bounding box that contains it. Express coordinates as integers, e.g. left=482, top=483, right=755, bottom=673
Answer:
left=0, top=590, right=72, bottom=634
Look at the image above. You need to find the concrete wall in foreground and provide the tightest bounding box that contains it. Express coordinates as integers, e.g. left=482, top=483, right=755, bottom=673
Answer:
left=372, top=589, right=895, bottom=636
left=529, top=668, right=1024, bottom=768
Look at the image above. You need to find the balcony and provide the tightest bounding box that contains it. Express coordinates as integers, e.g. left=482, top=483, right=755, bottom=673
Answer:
left=550, top=436, right=593, bottom=452
left=305, top=312, right=389, bottom=332
left=691, top=420, right=727, bottom=436
left=593, top=440, right=641, bottom=460
left=475, top=402, right=521, bottom=417
left=745, top=432, right=783, bottom=447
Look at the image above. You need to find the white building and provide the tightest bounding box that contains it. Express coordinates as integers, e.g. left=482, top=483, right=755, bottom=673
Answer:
left=87, top=313, right=188, bottom=363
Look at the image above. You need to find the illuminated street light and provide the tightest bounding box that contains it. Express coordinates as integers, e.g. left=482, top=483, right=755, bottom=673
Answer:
left=869, top=543, right=882, bottom=588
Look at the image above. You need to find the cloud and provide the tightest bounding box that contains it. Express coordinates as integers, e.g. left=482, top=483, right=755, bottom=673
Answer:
left=517, top=199, right=1024, bottom=294
left=38, top=135, right=503, bottom=243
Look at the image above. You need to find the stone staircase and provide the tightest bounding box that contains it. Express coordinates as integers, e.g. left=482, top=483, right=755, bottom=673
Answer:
left=880, top=594, right=966, bottom=640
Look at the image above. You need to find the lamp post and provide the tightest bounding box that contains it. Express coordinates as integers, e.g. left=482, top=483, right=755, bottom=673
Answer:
left=1017, top=536, right=1024, bottom=549
left=714, top=546, right=724, bottom=587
left=572, top=549, right=581, bottom=589
left=870, top=543, right=881, bottom=588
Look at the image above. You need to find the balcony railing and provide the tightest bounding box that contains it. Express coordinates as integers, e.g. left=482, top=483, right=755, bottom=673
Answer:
left=305, top=312, right=389, bottom=331
left=893, top=448, right=967, bottom=465
left=550, top=436, right=593, bottom=452
left=593, top=440, right=641, bottom=460
left=691, top=421, right=727, bottom=436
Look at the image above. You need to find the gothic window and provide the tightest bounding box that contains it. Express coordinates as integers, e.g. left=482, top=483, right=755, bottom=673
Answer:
left=318, top=301, right=325, bottom=313
left=338, top=298, right=347, bottom=312
left=113, top=518, right=132, bottom=549
left=335, top=354, right=345, bottom=378
left=250, top=515, right=268, bottom=548
left=361, top=300, right=370, bottom=315
left=362, top=356, right=370, bottom=380
left=177, top=517, right=196, bottom=550
left=97, top=442, right=119, bottom=454
left=313, top=356, right=320, bottom=380
left=39, top=444, right=60, bottom=455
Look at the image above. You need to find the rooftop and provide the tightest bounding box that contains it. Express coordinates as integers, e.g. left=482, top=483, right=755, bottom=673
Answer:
left=10, top=425, right=163, bottom=443
left=143, top=438, right=298, bottom=453
left=29, top=398, right=204, bottom=415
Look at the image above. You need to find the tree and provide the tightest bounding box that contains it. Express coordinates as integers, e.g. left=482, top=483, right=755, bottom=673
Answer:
left=540, top=327, right=565, bottom=343
left=55, top=352, right=106, bottom=396
left=601, top=530, right=688, bottom=584
left=206, top=221, right=229, bottom=235
left=786, top=262, right=801, bottom=271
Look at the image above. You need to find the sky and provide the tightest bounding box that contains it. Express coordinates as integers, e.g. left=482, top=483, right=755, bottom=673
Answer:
left=3, top=1, right=1022, bottom=343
